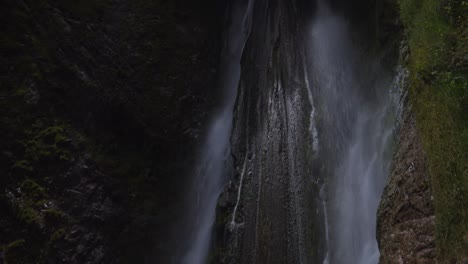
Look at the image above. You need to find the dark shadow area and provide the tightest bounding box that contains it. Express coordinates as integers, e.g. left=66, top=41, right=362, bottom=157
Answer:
left=0, top=0, right=226, bottom=262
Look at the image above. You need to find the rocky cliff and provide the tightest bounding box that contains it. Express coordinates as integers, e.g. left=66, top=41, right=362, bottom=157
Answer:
left=0, top=0, right=224, bottom=263
left=378, top=108, right=436, bottom=263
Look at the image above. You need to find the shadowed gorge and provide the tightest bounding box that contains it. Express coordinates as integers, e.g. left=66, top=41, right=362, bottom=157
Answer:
left=1, top=0, right=224, bottom=262
left=0, top=0, right=466, bottom=263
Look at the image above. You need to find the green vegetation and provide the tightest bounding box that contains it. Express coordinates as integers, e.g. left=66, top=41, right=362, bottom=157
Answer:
left=49, top=228, right=66, bottom=244
left=13, top=160, right=33, bottom=172
left=13, top=179, right=48, bottom=229
left=6, top=239, right=26, bottom=252
left=25, top=125, right=72, bottom=163
left=20, top=179, right=46, bottom=200
left=16, top=206, right=40, bottom=227
left=398, top=0, right=467, bottom=261
left=5, top=239, right=27, bottom=263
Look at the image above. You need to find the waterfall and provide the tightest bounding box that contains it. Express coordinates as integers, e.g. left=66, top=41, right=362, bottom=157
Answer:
left=307, top=2, right=404, bottom=264
left=181, top=2, right=253, bottom=264
left=179, top=1, right=405, bottom=263
left=320, top=185, right=330, bottom=264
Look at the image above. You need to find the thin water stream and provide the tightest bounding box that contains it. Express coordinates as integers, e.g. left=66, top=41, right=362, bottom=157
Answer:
left=181, top=2, right=253, bottom=264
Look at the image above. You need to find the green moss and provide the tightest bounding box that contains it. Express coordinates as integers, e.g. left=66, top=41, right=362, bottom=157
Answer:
left=5, top=239, right=27, bottom=264
left=20, top=179, right=46, bottom=200
left=25, top=125, right=72, bottom=163
left=34, top=199, right=49, bottom=208
left=398, top=0, right=468, bottom=261
left=15, top=180, right=46, bottom=227
left=13, top=160, right=33, bottom=172
left=6, top=239, right=26, bottom=252
left=16, top=206, right=40, bottom=227
left=35, top=127, right=65, bottom=142
left=12, top=86, right=29, bottom=97
left=49, top=228, right=66, bottom=244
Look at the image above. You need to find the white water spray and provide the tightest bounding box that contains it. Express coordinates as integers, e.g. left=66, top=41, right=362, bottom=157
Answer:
left=307, top=2, right=405, bottom=264
left=182, top=2, right=253, bottom=264
left=320, top=185, right=330, bottom=264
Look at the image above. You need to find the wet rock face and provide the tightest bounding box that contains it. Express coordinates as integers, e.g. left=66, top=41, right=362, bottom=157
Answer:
left=377, top=109, right=436, bottom=263
left=216, top=1, right=322, bottom=264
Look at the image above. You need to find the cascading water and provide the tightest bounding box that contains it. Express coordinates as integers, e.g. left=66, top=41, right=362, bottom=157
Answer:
left=181, top=2, right=253, bottom=264
left=178, top=1, right=404, bottom=263
left=307, top=2, right=404, bottom=264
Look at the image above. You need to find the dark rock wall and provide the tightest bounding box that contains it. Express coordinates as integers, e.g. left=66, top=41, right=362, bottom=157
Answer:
left=0, top=0, right=224, bottom=263
left=216, top=1, right=323, bottom=263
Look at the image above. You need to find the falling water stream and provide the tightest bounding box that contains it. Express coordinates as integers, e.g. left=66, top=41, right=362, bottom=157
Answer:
left=181, top=2, right=253, bottom=264
left=180, top=0, right=405, bottom=263
left=307, top=2, right=404, bottom=264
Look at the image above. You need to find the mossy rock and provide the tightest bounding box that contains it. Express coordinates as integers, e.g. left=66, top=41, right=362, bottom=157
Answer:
left=25, top=126, right=72, bottom=163
left=5, top=239, right=25, bottom=252
left=49, top=228, right=66, bottom=244
left=20, top=179, right=46, bottom=200
left=12, top=160, right=33, bottom=173
left=35, top=127, right=66, bottom=144
left=16, top=206, right=40, bottom=228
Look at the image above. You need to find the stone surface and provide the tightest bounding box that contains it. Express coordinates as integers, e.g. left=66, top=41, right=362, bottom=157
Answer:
left=215, top=1, right=323, bottom=264
left=0, top=0, right=223, bottom=262
left=377, top=109, right=436, bottom=264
